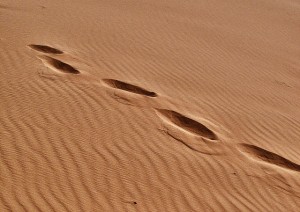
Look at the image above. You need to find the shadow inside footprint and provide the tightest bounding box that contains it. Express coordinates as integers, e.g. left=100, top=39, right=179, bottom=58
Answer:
left=102, top=79, right=157, bottom=97
left=38, top=55, right=80, bottom=74
left=28, top=44, right=63, bottom=54
left=238, top=144, right=300, bottom=172
left=155, top=109, right=218, bottom=140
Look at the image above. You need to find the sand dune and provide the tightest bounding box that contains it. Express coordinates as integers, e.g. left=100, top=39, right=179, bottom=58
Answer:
left=1, top=0, right=300, bottom=211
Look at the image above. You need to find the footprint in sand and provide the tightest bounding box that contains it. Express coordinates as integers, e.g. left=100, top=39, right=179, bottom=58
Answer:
left=28, top=44, right=63, bottom=54
left=237, top=143, right=300, bottom=172
left=155, top=109, right=226, bottom=155
left=102, top=79, right=158, bottom=97
left=37, top=55, right=80, bottom=74
left=155, top=109, right=218, bottom=140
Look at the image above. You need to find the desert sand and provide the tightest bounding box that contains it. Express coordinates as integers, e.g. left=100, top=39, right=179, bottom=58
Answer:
left=1, top=0, right=300, bottom=211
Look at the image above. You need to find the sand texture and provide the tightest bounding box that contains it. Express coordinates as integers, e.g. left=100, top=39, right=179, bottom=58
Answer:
left=1, top=0, right=300, bottom=211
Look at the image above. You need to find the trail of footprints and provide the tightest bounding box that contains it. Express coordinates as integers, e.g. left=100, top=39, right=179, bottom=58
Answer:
left=29, top=44, right=300, bottom=173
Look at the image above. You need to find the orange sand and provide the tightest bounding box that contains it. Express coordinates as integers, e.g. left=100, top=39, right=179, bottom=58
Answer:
left=1, top=0, right=300, bottom=211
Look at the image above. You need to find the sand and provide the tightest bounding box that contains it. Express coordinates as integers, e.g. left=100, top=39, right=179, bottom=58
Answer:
left=1, top=0, right=300, bottom=211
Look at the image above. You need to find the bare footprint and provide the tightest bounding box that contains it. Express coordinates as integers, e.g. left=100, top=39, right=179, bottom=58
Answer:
left=38, top=55, right=80, bottom=74
left=155, top=109, right=218, bottom=140
left=102, top=79, right=157, bottom=97
left=238, top=144, right=300, bottom=172
left=28, top=44, right=63, bottom=54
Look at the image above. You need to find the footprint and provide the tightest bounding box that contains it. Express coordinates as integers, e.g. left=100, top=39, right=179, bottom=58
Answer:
left=38, top=55, right=80, bottom=74
left=102, top=79, right=157, bottom=97
left=155, top=109, right=218, bottom=140
left=28, top=44, right=63, bottom=54
left=238, top=144, right=300, bottom=172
